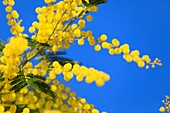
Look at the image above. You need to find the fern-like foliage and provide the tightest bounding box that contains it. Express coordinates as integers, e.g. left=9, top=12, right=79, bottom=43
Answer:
left=27, top=38, right=50, bottom=48
left=10, top=74, right=56, bottom=98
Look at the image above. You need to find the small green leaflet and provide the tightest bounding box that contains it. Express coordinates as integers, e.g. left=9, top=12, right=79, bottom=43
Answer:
left=0, top=74, right=4, bottom=82
left=82, top=0, right=108, bottom=6
left=0, top=39, right=6, bottom=56
left=27, top=38, right=50, bottom=48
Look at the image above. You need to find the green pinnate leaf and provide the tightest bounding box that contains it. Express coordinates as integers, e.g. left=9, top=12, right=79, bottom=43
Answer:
left=10, top=80, right=28, bottom=93
left=28, top=79, right=56, bottom=98
left=10, top=75, right=25, bottom=85
left=82, top=0, right=107, bottom=6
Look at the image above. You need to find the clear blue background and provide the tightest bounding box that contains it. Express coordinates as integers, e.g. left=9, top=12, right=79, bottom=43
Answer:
left=0, top=0, right=170, bottom=113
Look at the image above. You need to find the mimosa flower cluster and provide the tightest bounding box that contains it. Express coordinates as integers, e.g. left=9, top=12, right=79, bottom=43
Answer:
left=0, top=0, right=162, bottom=113
left=159, top=96, right=170, bottom=113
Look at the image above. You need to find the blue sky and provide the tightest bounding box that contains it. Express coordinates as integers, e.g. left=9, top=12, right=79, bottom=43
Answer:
left=0, top=0, right=170, bottom=113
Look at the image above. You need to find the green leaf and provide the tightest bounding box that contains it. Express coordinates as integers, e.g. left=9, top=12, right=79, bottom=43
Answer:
left=0, top=74, right=4, bottom=82
left=82, top=0, right=107, bottom=6
left=27, top=38, right=50, bottom=48
left=14, top=82, right=28, bottom=93
left=0, top=40, right=6, bottom=56
left=0, top=46, right=4, bottom=52
left=27, top=75, right=46, bottom=81
left=90, top=0, right=107, bottom=5
left=0, top=40, right=5, bottom=47
left=9, top=73, right=56, bottom=97
left=10, top=75, right=25, bottom=85
left=0, top=84, right=5, bottom=91
left=27, top=38, right=38, bottom=47
left=28, top=79, right=56, bottom=98
left=0, top=78, right=4, bottom=81
left=10, top=80, right=28, bottom=93
left=34, top=80, right=56, bottom=97
left=48, top=53, right=81, bottom=66
left=9, top=74, right=28, bottom=92
left=82, top=0, right=89, bottom=6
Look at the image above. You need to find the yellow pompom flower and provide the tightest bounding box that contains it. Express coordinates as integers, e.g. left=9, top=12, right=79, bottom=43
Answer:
left=0, top=104, right=5, bottom=112
left=109, top=48, right=115, bottom=55
left=88, top=6, right=98, bottom=12
left=49, top=70, right=56, bottom=79
left=84, top=104, right=91, bottom=110
left=0, top=56, right=8, bottom=64
left=130, top=50, right=140, bottom=56
left=151, top=64, right=155, bottom=68
left=114, top=48, right=121, bottom=54
left=92, top=109, right=99, bottom=113
left=146, top=65, right=149, bottom=69
left=3, top=37, right=28, bottom=56
left=64, top=63, right=72, bottom=72
left=166, top=95, right=169, bottom=99
left=32, top=68, right=38, bottom=75
left=22, top=108, right=30, bottom=113
left=51, top=0, right=57, bottom=2
left=6, top=14, right=12, bottom=19
left=44, top=0, right=51, bottom=4
left=133, top=55, right=141, bottom=63
left=85, top=76, right=93, bottom=84
left=55, top=68, right=62, bottom=75
left=35, top=7, right=42, bottom=14
left=159, top=106, right=165, bottom=112
left=28, top=26, right=35, bottom=33
left=8, top=0, right=15, bottom=6
left=9, top=105, right=17, bottom=113
left=94, top=44, right=101, bottom=51
left=78, top=39, right=85, bottom=45
left=122, top=48, right=130, bottom=54
left=78, top=19, right=86, bottom=28
left=11, top=10, right=19, bottom=19
left=125, top=55, right=133, bottom=62
left=52, top=61, right=61, bottom=68
left=137, top=61, right=145, bottom=68
left=86, top=30, right=93, bottom=36
left=51, top=85, right=57, bottom=92
left=86, top=15, right=93, bottom=22
left=74, top=29, right=81, bottom=37
left=96, top=78, right=105, bottom=87
left=3, top=1, right=8, bottom=5
left=76, top=74, right=84, bottom=82
left=53, top=80, right=59, bottom=85
left=112, top=38, right=120, bottom=47
left=120, top=44, right=129, bottom=51
left=72, top=24, right=78, bottom=30
left=52, top=45, right=59, bottom=53
left=56, top=23, right=63, bottom=30
left=32, top=21, right=39, bottom=28
left=100, top=34, right=107, bottom=41
left=142, top=55, right=151, bottom=63
left=80, top=98, right=86, bottom=104
left=5, top=6, right=13, bottom=12
left=102, top=112, right=107, bottom=113
left=101, top=42, right=109, bottom=49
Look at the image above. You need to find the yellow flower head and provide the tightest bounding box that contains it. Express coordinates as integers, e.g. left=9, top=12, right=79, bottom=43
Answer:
left=3, top=37, right=28, bottom=56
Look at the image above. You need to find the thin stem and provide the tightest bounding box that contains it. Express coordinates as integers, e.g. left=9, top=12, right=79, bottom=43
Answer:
left=47, top=11, right=66, bottom=43
left=20, top=46, right=44, bottom=68
left=24, top=51, right=27, bottom=61
left=63, top=9, right=85, bottom=31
